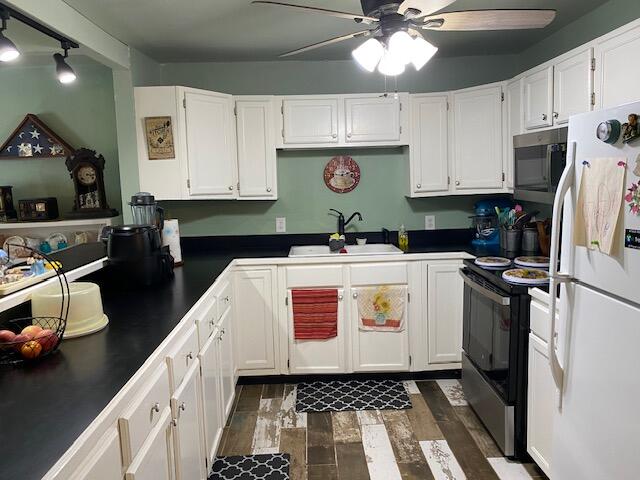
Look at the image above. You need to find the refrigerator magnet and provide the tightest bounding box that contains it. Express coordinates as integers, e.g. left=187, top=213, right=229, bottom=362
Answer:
left=633, top=154, right=640, bottom=177
left=597, top=120, right=621, bottom=144
left=625, top=229, right=640, bottom=250
left=621, top=114, right=640, bottom=144
left=625, top=181, right=640, bottom=215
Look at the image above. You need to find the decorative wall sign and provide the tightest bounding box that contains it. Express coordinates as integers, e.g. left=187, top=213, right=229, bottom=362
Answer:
left=144, top=116, right=175, bottom=160
left=0, top=114, right=74, bottom=159
left=323, top=156, right=361, bottom=193
left=621, top=114, right=640, bottom=144
left=625, top=181, right=640, bottom=216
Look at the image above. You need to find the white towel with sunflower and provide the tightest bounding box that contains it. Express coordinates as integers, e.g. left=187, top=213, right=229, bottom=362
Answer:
left=356, top=285, right=407, bottom=332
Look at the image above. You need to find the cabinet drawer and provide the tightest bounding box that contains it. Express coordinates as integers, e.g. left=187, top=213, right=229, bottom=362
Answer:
left=217, top=281, right=232, bottom=319
left=350, top=262, right=408, bottom=285
left=166, top=325, right=199, bottom=391
left=286, top=265, right=343, bottom=288
left=530, top=298, right=557, bottom=344
left=124, top=408, right=172, bottom=480
left=196, top=296, right=218, bottom=349
left=119, top=363, right=171, bottom=466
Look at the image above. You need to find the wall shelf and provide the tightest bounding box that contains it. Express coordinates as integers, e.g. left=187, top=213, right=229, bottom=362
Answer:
left=0, top=218, right=114, bottom=231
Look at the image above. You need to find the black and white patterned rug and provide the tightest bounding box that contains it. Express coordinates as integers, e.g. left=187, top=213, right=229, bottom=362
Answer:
left=295, top=379, right=412, bottom=412
left=210, top=453, right=290, bottom=480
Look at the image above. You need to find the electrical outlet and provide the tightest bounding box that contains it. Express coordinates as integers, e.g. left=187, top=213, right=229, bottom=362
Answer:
left=276, top=217, right=286, bottom=233
left=424, top=215, right=436, bottom=230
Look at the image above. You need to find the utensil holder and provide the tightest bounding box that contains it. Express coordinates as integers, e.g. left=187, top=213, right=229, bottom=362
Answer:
left=522, top=228, right=539, bottom=253
left=501, top=227, right=522, bottom=252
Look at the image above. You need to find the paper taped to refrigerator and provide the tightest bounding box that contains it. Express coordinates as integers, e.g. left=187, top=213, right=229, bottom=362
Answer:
left=574, top=157, right=626, bottom=255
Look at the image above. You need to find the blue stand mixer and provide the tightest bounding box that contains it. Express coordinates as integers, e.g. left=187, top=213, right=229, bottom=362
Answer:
left=470, top=199, right=513, bottom=247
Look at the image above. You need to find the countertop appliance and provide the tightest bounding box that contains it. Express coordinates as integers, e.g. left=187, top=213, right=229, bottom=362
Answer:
left=459, top=259, right=531, bottom=459
left=104, top=225, right=173, bottom=287
left=129, top=192, right=164, bottom=234
left=17, top=197, right=59, bottom=221
left=547, top=102, right=640, bottom=478
left=470, top=198, right=512, bottom=247
left=514, top=127, right=568, bottom=204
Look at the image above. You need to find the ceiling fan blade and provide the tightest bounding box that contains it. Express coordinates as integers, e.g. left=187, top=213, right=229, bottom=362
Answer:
left=421, top=9, right=557, bottom=31
left=397, top=0, right=456, bottom=18
left=279, top=31, right=371, bottom=58
left=251, top=1, right=378, bottom=24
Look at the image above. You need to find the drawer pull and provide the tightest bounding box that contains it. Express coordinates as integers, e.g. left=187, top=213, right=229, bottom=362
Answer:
left=542, top=113, right=548, bottom=121
left=186, top=352, right=193, bottom=360
left=209, top=319, right=216, bottom=326
left=171, top=419, right=178, bottom=427
left=179, top=402, right=186, bottom=412
left=266, top=187, right=272, bottom=192
left=352, top=292, right=358, bottom=299
left=338, top=294, right=343, bottom=301
left=152, top=402, right=160, bottom=413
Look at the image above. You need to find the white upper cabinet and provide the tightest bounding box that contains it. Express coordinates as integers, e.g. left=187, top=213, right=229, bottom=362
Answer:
left=594, top=22, right=640, bottom=109
left=409, top=94, right=450, bottom=196
left=235, top=97, right=277, bottom=199
left=282, top=98, right=339, bottom=145
left=452, top=85, right=504, bottom=191
left=504, top=78, right=522, bottom=190
left=184, top=91, right=237, bottom=198
left=345, top=95, right=401, bottom=143
left=553, top=48, right=594, bottom=124
left=524, top=66, right=554, bottom=130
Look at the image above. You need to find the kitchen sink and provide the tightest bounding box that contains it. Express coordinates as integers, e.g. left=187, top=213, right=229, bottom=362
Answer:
left=288, top=244, right=403, bottom=257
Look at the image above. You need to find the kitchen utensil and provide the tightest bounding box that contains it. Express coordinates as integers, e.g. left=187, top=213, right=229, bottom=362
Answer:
left=501, top=227, right=522, bottom=252
left=522, top=226, right=539, bottom=252
left=32, top=282, right=107, bottom=338
left=129, top=192, right=164, bottom=233
left=356, top=238, right=367, bottom=245
left=513, top=210, right=539, bottom=229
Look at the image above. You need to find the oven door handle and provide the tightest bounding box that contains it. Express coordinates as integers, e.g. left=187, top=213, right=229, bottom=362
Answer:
left=459, top=270, right=510, bottom=306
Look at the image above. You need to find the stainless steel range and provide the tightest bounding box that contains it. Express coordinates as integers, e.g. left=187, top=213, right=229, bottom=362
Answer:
left=459, top=259, right=531, bottom=459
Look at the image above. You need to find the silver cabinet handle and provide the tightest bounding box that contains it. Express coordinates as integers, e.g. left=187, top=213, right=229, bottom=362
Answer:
left=455, top=180, right=460, bottom=186
left=266, top=187, right=272, bottom=192
left=186, top=352, right=193, bottom=360
left=209, top=319, right=215, bottom=326
left=331, top=133, right=337, bottom=138
left=553, top=111, right=559, bottom=119
left=416, top=184, right=421, bottom=189
left=228, top=185, right=233, bottom=190
left=352, top=292, right=358, bottom=299
left=338, top=294, right=343, bottom=301
left=542, top=113, right=548, bottom=121
left=152, top=402, right=160, bottom=413
left=225, top=296, right=230, bottom=303
left=346, top=132, right=352, bottom=138
left=171, top=419, right=178, bottom=427
left=179, top=402, right=186, bottom=412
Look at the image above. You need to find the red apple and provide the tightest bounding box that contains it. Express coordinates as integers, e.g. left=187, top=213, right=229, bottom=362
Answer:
left=0, top=330, right=16, bottom=343
left=20, top=340, right=42, bottom=359
left=21, top=325, right=43, bottom=339
left=12, top=333, right=30, bottom=351
left=35, top=329, right=58, bottom=352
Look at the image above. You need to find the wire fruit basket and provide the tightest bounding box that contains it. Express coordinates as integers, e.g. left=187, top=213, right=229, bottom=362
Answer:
left=0, top=244, right=69, bottom=365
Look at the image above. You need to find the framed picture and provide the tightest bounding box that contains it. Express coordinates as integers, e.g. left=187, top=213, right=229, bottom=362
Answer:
left=144, top=116, right=175, bottom=160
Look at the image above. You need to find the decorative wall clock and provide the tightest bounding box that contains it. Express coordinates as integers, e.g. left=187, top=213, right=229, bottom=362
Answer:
left=65, top=148, right=118, bottom=218
left=323, top=156, right=361, bottom=194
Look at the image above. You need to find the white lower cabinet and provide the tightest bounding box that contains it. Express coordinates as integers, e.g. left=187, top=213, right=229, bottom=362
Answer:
left=69, top=428, right=122, bottom=480
left=425, top=262, right=464, bottom=365
left=527, top=333, right=554, bottom=476
left=233, top=268, right=278, bottom=373
left=125, top=408, right=174, bottom=480
left=171, top=361, right=207, bottom=480
left=198, top=329, right=224, bottom=468
left=218, top=307, right=236, bottom=417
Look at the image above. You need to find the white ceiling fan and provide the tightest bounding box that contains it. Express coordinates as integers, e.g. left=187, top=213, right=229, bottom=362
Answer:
left=253, top=0, right=556, bottom=75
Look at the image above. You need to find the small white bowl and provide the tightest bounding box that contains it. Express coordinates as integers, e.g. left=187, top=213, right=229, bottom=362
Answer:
left=356, top=238, right=367, bottom=245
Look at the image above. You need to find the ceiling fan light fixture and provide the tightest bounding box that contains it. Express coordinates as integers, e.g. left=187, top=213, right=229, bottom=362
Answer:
left=411, top=36, right=438, bottom=71
left=377, top=49, right=405, bottom=76
left=388, top=30, right=414, bottom=65
left=352, top=37, right=384, bottom=72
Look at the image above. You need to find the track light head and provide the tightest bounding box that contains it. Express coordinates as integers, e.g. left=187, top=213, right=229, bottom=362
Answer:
left=53, top=48, right=76, bottom=84
left=0, top=8, right=20, bottom=62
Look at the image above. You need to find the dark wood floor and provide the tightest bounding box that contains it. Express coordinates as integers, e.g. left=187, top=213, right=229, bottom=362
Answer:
left=216, top=379, right=548, bottom=480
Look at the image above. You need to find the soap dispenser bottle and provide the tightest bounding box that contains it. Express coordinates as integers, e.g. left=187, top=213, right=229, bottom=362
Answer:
left=398, top=224, right=409, bottom=252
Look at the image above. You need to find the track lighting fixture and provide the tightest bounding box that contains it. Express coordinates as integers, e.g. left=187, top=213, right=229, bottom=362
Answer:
left=0, top=7, right=20, bottom=62
left=53, top=41, right=76, bottom=84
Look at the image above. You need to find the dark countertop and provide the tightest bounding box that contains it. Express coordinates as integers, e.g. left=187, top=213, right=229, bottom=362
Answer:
left=0, top=235, right=484, bottom=480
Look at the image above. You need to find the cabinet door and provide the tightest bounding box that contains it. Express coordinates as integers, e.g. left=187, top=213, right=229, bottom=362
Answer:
left=198, top=331, right=223, bottom=468
left=171, top=361, right=207, bottom=480
left=69, top=428, right=122, bottom=480
left=184, top=91, right=237, bottom=198
left=288, top=288, right=345, bottom=374
left=524, top=67, right=553, bottom=130
left=351, top=288, right=410, bottom=372
left=125, top=409, right=173, bottom=480
left=426, top=263, right=463, bottom=364
left=410, top=95, right=450, bottom=194
left=218, top=308, right=236, bottom=418
left=527, top=333, right=553, bottom=476
left=344, top=96, right=401, bottom=143
left=452, top=86, right=503, bottom=190
left=553, top=49, right=593, bottom=124
left=236, top=98, right=277, bottom=199
left=504, top=79, right=522, bottom=190
left=282, top=98, right=339, bottom=144
left=233, top=269, right=277, bottom=371
left=594, top=24, right=640, bottom=109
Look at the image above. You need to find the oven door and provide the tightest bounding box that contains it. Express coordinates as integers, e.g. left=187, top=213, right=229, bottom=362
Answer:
left=460, top=269, right=512, bottom=401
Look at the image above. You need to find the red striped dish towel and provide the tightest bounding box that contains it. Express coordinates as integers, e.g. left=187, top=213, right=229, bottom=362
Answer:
left=292, top=289, right=338, bottom=340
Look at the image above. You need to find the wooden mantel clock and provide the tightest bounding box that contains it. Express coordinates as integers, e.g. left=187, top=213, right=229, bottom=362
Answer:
left=65, top=148, right=119, bottom=218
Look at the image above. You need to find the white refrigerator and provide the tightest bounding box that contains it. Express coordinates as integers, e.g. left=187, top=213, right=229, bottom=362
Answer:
left=548, top=101, right=640, bottom=479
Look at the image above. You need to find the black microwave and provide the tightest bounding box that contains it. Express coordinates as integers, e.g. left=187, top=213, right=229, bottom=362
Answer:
left=513, top=127, right=568, bottom=204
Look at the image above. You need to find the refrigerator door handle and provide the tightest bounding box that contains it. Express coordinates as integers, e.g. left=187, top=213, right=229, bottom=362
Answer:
left=548, top=141, right=576, bottom=409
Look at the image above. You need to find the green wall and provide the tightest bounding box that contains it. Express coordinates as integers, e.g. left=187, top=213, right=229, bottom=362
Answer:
left=0, top=62, right=121, bottom=215
left=160, top=148, right=502, bottom=236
